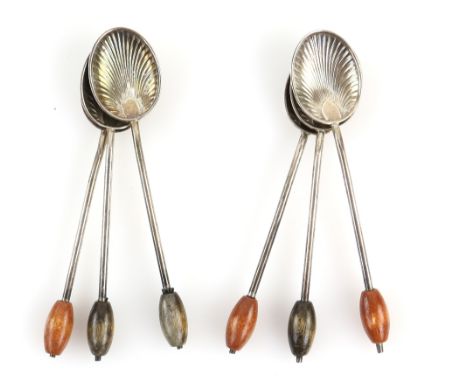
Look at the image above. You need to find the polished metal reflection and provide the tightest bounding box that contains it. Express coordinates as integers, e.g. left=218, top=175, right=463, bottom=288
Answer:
left=291, top=31, right=361, bottom=127
left=88, top=27, right=170, bottom=291
left=81, top=59, right=130, bottom=131
left=89, top=27, right=160, bottom=122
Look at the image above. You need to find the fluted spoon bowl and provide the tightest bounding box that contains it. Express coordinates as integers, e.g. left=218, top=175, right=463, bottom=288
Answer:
left=291, top=31, right=390, bottom=354
left=81, top=58, right=130, bottom=131
left=290, top=31, right=361, bottom=127
left=88, top=27, right=161, bottom=122
left=285, top=76, right=316, bottom=134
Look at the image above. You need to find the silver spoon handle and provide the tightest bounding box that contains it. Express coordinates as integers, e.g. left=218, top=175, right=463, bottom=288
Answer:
left=131, top=121, right=171, bottom=291
left=62, top=130, right=108, bottom=301
left=300, top=131, right=324, bottom=302
left=332, top=126, right=373, bottom=291
left=98, top=130, right=114, bottom=301
left=248, top=132, right=308, bottom=297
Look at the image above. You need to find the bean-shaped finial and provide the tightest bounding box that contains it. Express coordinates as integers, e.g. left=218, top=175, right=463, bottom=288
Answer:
left=360, top=289, right=389, bottom=351
left=288, top=300, right=316, bottom=362
left=44, top=300, right=74, bottom=357
left=226, top=296, right=258, bottom=353
left=87, top=300, right=114, bottom=361
left=159, top=290, right=188, bottom=349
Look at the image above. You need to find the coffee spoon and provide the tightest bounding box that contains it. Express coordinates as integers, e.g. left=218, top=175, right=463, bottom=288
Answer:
left=43, top=60, right=128, bottom=357
left=285, top=77, right=322, bottom=362
left=87, top=122, right=115, bottom=361
left=88, top=27, right=187, bottom=348
left=290, top=31, right=389, bottom=353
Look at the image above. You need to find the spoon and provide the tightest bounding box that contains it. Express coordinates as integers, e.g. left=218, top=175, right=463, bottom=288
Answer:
left=84, top=54, right=119, bottom=360
left=88, top=27, right=187, bottom=349
left=87, top=119, right=115, bottom=361
left=225, top=75, right=318, bottom=353
left=285, top=77, right=323, bottom=362
left=290, top=31, right=389, bottom=353
left=43, top=60, right=128, bottom=358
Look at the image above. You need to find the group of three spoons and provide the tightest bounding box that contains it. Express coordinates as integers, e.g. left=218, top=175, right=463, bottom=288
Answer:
left=226, top=31, right=389, bottom=362
left=44, top=27, right=188, bottom=360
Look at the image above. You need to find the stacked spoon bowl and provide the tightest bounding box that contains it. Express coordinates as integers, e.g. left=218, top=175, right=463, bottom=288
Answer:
left=44, top=27, right=188, bottom=360
left=226, top=31, right=389, bottom=362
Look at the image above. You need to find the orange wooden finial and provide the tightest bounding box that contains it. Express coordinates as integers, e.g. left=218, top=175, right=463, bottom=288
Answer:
left=360, top=289, right=389, bottom=345
left=226, top=296, right=258, bottom=353
left=44, top=300, right=74, bottom=357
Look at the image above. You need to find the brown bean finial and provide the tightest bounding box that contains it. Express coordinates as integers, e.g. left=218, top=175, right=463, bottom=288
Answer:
left=87, top=300, right=114, bottom=361
left=44, top=300, right=74, bottom=357
left=226, top=296, right=258, bottom=353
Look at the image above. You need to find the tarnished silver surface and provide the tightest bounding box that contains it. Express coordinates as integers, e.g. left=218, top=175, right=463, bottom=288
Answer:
left=247, top=82, right=319, bottom=298
left=285, top=77, right=315, bottom=134
left=88, top=27, right=172, bottom=292
left=332, top=126, right=373, bottom=291
left=300, top=131, right=324, bottom=303
left=98, top=130, right=115, bottom=301
left=131, top=121, right=171, bottom=290
left=289, top=81, right=317, bottom=131
left=291, top=31, right=361, bottom=127
left=285, top=76, right=324, bottom=303
left=291, top=31, right=382, bottom=353
left=81, top=58, right=129, bottom=131
left=89, top=27, right=161, bottom=122
left=62, top=58, right=126, bottom=302
left=248, top=132, right=308, bottom=297
left=62, top=131, right=107, bottom=301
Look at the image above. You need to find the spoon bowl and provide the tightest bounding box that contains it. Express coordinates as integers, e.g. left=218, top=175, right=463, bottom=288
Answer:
left=287, top=77, right=321, bottom=134
left=291, top=31, right=361, bottom=127
left=284, top=77, right=315, bottom=134
left=89, top=27, right=161, bottom=122
left=81, top=58, right=130, bottom=131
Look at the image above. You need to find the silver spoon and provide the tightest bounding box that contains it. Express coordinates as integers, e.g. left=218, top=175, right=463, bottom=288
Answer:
left=87, top=119, right=115, bottom=361
left=84, top=57, right=119, bottom=360
left=291, top=31, right=389, bottom=353
left=88, top=27, right=187, bottom=349
left=285, top=77, right=323, bottom=362
left=43, top=59, right=128, bottom=358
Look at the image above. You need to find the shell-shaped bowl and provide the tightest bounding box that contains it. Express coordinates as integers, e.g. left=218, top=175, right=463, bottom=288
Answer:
left=284, top=77, right=316, bottom=134
left=81, top=58, right=130, bottom=131
left=89, top=27, right=161, bottom=122
left=291, top=31, right=361, bottom=126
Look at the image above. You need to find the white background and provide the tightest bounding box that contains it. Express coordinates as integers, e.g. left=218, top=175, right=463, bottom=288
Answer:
left=0, top=0, right=466, bottom=380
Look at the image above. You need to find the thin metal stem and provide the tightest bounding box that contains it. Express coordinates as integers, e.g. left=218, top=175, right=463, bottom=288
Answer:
left=98, top=130, right=114, bottom=301
left=300, top=131, right=324, bottom=302
left=332, top=126, right=373, bottom=291
left=62, top=130, right=108, bottom=301
left=248, top=132, right=308, bottom=297
left=131, top=121, right=171, bottom=291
